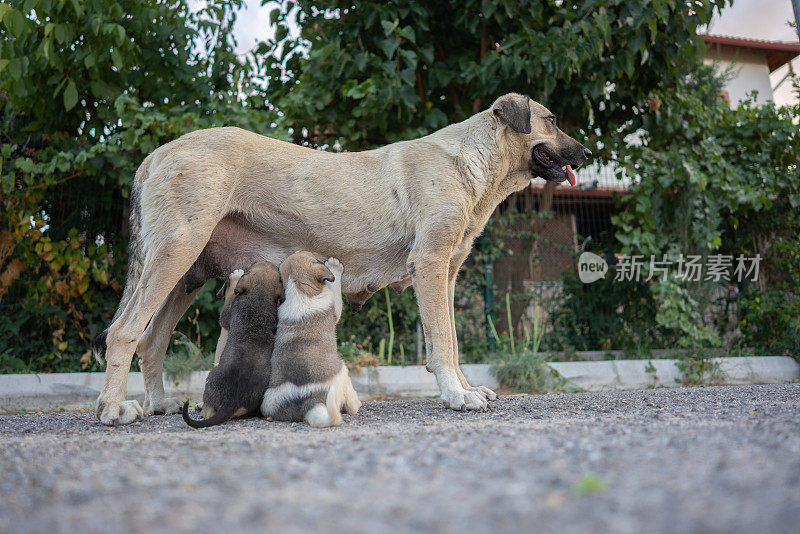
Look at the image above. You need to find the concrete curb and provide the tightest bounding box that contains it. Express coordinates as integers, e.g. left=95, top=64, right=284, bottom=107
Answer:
left=0, top=357, right=797, bottom=413
left=549, top=356, right=800, bottom=391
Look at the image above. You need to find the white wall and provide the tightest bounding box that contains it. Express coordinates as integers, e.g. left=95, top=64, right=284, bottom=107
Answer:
left=704, top=45, right=776, bottom=107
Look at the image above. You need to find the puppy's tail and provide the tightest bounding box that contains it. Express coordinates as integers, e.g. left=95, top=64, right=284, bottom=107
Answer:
left=93, top=329, right=108, bottom=366
left=181, top=400, right=236, bottom=429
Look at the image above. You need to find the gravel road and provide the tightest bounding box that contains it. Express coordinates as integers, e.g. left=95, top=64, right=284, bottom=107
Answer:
left=1, top=384, right=798, bottom=534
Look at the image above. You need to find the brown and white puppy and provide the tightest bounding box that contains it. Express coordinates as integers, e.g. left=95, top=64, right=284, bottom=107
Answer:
left=182, top=261, right=283, bottom=428
left=261, top=252, right=360, bottom=427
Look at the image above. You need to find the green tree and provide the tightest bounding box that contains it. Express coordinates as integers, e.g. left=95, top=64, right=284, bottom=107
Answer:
left=0, top=0, right=276, bottom=371
left=263, top=0, right=727, bottom=150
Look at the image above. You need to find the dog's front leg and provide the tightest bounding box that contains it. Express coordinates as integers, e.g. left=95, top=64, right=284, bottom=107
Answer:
left=409, top=250, right=488, bottom=412
left=447, top=270, right=498, bottom=402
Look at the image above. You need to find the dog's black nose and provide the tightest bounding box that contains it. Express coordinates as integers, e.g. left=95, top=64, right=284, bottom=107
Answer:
left=582, top=147, right=592, bottom=160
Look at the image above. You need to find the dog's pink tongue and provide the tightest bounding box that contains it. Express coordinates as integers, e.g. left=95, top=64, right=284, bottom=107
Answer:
left=565, top=165, right=576, bottom=187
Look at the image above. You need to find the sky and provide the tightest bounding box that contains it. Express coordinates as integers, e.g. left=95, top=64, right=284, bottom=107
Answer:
left=229, top=0, right=800, bottom=105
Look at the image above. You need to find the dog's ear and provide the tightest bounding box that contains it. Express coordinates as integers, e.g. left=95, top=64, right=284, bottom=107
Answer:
left=314, top=262, right=335, bottom=284
left=492, top=94, right=531, bottom=134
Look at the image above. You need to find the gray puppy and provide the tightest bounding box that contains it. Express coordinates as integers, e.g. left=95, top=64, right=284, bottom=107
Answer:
left=182, top=261, right=283, bottom=428
left=261, top=252, right=361, bottom=427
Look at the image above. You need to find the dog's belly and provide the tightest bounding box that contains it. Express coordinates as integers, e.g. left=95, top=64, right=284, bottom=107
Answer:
left=183, top=212, right=412, bottom=301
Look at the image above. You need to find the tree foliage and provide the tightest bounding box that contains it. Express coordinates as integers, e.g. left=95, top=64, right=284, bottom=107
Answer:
left=263, top=0, right=726, bottom=152
left=0, top=0, right=275, bottom=371
left=612, top=67, right=800, bottom=348
left=8, top=0, right=779, bottom=371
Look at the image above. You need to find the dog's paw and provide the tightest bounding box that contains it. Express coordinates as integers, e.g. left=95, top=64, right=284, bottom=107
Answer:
left=468, top=385, right=499, bottom=402
left=143, top=396, right=183, bottom=416
left=325, top=257, right=344, bottom=276
left=440, top=387, right=488, bottom=412
left=96, top=398, right=144, bottom=426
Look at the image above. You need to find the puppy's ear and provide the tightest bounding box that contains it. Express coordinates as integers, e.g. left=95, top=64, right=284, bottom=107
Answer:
left=492, top=94, right=531, bottom=134
left=219, top=300, right=233, bottom=329
left=216, top=278, right=229, bottom=299
left=232, top=275, right=249, bottom=296
left=314, top=263, right=335, bottom=284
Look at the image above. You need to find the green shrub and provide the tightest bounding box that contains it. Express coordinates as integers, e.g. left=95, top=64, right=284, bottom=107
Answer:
left=739, top=237, right=800, bottom=359
left=490, top=296, right=564, bottom=393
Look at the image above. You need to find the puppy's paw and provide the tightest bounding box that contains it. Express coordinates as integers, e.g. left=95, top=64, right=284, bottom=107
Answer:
left=305, top=404, right=333, bottom=427
left=96, top=398, right=144, bottom=426
left=325, top=257, right=344, bottom=277
left=143, top=396, right=183, bottom=416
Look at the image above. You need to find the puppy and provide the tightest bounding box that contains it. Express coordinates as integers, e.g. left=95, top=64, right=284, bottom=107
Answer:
left=182, top=261, right=283, bottom=428
left=261, top=252, right=361, bottom=427
left=194, top=269, right=245, bottom=415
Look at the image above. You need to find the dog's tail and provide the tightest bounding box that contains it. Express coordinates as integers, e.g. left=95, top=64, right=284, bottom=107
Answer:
left=93, top=168, right=148, bottom=366
left=181, top=400, right=237, bottom=429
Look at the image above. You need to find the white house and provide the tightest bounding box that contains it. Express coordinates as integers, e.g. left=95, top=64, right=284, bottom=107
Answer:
left=703, top=35, right=800, bottom=107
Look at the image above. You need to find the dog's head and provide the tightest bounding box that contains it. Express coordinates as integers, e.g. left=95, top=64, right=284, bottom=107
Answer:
left=491, top=93, right=592, bottom=185
left=220, top=262, right=283, bottom=328
left=235, top=261, right=284, bottom=301
left=279, top=251, right=335, bottom=298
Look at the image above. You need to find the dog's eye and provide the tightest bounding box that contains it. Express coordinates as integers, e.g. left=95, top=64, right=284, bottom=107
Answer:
left=234, top=288, right=242, bottom=295
left=547, top=116, right=556, bottom=126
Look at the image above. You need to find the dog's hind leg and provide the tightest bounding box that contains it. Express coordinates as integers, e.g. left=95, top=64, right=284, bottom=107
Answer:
left=96, top=235, right=214, bottom=426
left=137, top=282, right=201, bottom=416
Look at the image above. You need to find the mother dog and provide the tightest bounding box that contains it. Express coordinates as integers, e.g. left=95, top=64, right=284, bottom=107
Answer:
left=93, top=93, right=590, bottom=425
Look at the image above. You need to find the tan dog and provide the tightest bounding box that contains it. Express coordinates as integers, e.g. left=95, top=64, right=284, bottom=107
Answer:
left=261, top=253, right=360, bottom=427
left=92, top=93, right=590, bottom=425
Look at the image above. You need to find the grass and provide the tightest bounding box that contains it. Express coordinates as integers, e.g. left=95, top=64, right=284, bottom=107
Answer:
left=490, top=294, right=565, bottom=394
left=574, top=475, right=607, bottom=496
left=163, top=331, right=214, bottom=382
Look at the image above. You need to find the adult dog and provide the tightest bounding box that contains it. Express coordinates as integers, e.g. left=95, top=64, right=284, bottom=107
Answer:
left=93, top=93, right=591, bottom=425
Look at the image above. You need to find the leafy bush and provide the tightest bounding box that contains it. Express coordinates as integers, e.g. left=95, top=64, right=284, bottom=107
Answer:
left=739, top=237, right=800, bottom=358
left=548, top=269, right=662, bottom=353
left=612, top=67, right=800, bottom=349
left=491, top=297, right=564, bottom=393
left=0, top=0, right=275, bottom=372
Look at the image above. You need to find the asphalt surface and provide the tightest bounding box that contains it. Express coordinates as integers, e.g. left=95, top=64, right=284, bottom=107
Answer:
left=0, top=384, right=798, bottom=534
